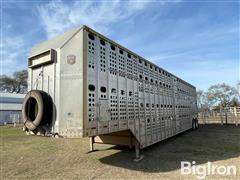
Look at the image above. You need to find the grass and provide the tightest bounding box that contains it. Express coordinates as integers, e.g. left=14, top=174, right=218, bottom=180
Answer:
left=1, top=125, right=239, bottom=179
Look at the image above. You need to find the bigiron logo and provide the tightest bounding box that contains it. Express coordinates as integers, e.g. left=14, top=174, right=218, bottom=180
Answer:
left=181, top=161, right=237, bottom=179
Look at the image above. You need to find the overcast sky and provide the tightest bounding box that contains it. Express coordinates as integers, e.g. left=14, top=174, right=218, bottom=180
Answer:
left=1, top=0, right=239, bottom=90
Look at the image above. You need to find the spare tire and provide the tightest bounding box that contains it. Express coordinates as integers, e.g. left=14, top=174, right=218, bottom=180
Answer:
left=22, top=90, right=53, bottom=131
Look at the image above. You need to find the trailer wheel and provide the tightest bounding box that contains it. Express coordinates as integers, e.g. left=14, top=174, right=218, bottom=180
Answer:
left=192, top=118, right=196, bottom=130
left=195, top=118, right=199, bottom=129
left=22, top=90, right=52, bottom=131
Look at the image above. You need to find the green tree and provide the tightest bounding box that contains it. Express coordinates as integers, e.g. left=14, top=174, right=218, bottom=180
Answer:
left=230, top=97, right=240, bottom=107
left=207, top=83, right=238, bottom=107
left=0, top=70, right=28, bottom=93
left=237, top=81, right=240, bottom=98
left=197, top=90, right=212, bottom=110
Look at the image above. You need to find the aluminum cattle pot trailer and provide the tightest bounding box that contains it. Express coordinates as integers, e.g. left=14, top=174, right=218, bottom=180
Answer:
left=22, top=25, right=198, bottom=161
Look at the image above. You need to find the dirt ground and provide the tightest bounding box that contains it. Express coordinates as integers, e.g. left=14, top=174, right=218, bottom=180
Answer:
left=1, top=125, right=239, bottom=180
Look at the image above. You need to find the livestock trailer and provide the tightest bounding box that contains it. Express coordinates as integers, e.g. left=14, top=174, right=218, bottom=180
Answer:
left=22, top=25, right=198, bottom=161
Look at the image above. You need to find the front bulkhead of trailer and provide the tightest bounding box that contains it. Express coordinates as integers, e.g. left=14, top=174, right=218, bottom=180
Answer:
left=28, top=27, right=85, bottom=137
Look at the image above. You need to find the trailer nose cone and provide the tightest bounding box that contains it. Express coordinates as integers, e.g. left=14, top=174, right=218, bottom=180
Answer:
left=22, top=90, right=53, bottom=131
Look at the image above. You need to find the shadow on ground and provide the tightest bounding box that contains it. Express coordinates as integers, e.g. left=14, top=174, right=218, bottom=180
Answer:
left=99, top=124, right=240, bottom=172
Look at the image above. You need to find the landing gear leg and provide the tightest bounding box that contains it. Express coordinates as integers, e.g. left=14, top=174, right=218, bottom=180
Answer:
left=88, top=136, right=95, bottom=153
left=133, top=139, right=144, bottom=162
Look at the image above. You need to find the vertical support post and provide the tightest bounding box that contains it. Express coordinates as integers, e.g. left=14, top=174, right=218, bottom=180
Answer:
left=225, top=109, right=228, bottom=125
left=203, top=111, right=206, bottom=125
left=89, top=136, right=94, bottom=152
left=133, top=138, right=144, bottom=162
left=220, top=107, right=223, bottom=125
left=234, top=107, right=238, bottom=127
left=135, top=140, right=140, bottom=158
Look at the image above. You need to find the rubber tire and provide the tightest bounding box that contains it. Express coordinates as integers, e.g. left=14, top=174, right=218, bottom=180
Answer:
left=192, top=118, right=196, bottom=130
left=38, top=91, right=53, bottom=126
left=22, top=90, right=52, bottom=131
left=195, top=119, right=199, bottom=129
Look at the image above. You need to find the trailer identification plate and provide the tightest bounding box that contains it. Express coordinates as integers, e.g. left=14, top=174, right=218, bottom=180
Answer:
left=67, top=54, right=76, bottom=64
